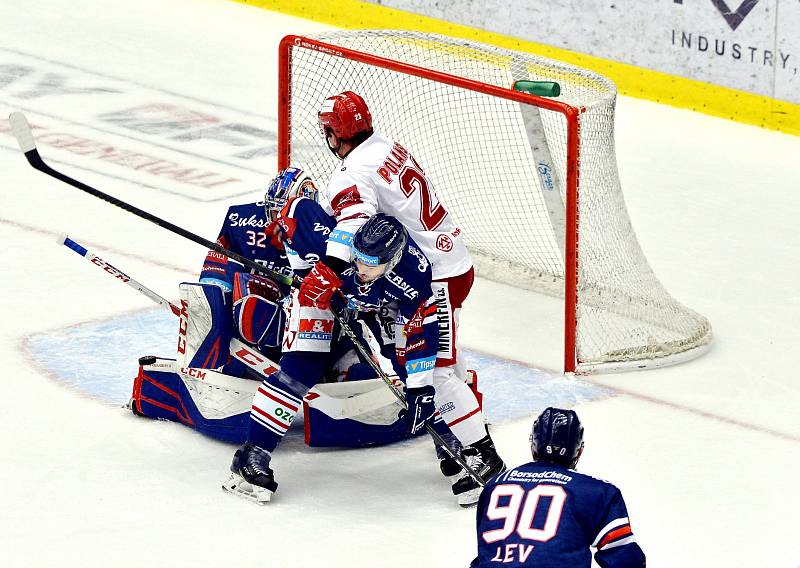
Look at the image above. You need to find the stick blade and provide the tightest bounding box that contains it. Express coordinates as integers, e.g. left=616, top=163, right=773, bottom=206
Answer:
left=8, top=112, right=36, bottom=153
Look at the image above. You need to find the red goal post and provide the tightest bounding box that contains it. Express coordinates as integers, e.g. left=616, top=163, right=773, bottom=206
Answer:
left=277, top=30, right=712, bottom=373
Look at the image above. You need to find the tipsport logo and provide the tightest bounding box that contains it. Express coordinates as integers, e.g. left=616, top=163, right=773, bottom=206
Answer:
left=405, top=357, right=436, bottom=375
left=0, top=49, right=279, bottom=202
left=673, top=0, right=759, bottom=31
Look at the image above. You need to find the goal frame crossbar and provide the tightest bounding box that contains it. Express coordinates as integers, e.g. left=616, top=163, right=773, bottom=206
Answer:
left=277, top=34, right=584, bottom=372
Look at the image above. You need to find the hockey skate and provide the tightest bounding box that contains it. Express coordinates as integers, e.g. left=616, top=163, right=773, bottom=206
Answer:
left=452, top=436, right=506, bottom=507
left=438, top=451, right=468, bottom=498
left=439, top=452, right=463, bottom=480
left=222, top=443, right=278, bottom=505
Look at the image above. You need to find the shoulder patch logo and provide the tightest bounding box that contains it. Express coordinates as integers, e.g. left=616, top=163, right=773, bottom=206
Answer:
left=330, top=185, right=362, bottom=216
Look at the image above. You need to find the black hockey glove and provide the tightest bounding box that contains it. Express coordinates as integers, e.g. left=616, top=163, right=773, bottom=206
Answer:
left=403, top=385, right=436, bottom=435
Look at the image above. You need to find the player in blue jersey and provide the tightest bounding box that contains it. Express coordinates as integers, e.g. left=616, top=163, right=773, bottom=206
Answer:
left=133, top=170, right=415, bottom=446
left=224, top=171, right=501, bottom=504
left=225, top=211, right=444, bottom=504
left=342, top=213, right=442, bottom=422
left=196, top=195, right=295, bottom=364
left=129, top=189, right=296, bottom=435
left=199, top=199, right=293, bottom=291
left=471, top=408, right=646, bottom=568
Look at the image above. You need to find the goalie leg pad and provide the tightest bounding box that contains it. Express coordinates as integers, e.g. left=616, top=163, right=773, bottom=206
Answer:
left=177, top=282, right=232, bottom=369
left=130, top=357, right=257, bottom=444
left=303, top=378, right=413, bottom=447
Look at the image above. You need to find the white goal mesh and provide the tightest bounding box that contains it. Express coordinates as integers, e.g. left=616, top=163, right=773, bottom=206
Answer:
left=279, top=30, right=712, bottom=373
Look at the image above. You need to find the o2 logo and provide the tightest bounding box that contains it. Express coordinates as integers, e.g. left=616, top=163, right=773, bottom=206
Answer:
left=274, top=407, right=294, bottom=424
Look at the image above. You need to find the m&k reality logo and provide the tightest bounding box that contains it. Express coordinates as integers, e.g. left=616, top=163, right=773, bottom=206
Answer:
left=298, top=318, right=334, bottom=341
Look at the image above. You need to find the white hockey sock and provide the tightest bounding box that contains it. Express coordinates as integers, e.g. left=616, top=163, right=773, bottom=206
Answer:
left=433, top=368, right=485, bottom=446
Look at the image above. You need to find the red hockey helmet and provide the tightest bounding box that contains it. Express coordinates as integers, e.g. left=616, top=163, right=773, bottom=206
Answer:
left=318, top=91, right=373, bottom=140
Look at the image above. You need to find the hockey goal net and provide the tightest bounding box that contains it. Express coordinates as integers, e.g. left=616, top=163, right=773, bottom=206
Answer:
left=278, top=30, right=712, bottom=373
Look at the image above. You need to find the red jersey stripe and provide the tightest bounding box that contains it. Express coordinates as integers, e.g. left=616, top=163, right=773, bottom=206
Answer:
left=258, top=387, right=300, bottom=413
left=252, top=404, right=290, bottom=430
left=598, top=525, right=632, bottom=549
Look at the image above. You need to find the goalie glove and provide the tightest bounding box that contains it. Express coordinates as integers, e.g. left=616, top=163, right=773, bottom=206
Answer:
left=297, top=261, right=342, bottom=310
left=403, top=385, right=436, bottom=435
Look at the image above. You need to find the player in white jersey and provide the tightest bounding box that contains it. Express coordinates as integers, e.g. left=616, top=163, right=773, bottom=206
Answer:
left=297, top=91, right=505, bottom=504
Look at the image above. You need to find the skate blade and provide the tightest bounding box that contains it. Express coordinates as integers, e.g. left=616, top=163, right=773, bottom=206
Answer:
left=457, top=487, right=481, bottom=508
left=222, top=473, right=273, bottom=505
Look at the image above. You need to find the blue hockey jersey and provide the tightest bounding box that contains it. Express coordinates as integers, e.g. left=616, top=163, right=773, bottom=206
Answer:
left=275, top=196, right=336, bottom=276
left=199, top=201, right=292, bottom=290
left=276, top=196, right=439, bottom=388
left=472, top=462, right=645, bottom=568
left=340, top=237, right=438, bottom=388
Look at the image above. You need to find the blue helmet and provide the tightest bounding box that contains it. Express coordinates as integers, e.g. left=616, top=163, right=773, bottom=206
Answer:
left=264, top=167, right=318, bottom=220
left=352, top=214, right=407, bottom=272
left=530, top=407, right=584, bottom=468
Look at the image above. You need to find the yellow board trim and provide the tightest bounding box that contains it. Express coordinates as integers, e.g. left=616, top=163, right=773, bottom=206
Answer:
left=233, top=0, right=799, bottom=136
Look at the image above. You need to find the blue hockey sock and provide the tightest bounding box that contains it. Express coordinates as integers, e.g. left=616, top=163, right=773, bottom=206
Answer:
left=247, top=351, right=327, bottom=452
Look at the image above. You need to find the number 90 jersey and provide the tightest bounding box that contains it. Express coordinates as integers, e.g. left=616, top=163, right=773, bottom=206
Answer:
left=472, top=462, right=646, bottom=568
left=323, top=132, right=473, bottom=280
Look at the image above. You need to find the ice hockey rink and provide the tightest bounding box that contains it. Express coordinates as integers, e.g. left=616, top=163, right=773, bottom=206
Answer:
left=1, top=1, right=799, bottom=566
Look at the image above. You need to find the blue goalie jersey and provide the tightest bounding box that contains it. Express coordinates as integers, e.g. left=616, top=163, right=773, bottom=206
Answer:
left=199, top=201, right=292, bottom=290
left=472, top=462, right=646, bottom=568
left=275, top=196, right=336, bottom=276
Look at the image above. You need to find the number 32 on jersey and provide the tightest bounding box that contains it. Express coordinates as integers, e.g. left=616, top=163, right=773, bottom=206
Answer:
left=482, top=484, right=567, bottom=563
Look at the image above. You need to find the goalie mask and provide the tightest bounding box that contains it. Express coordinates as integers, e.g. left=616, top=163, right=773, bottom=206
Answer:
left=530, top=407, right=584, bottom=469
left=351, top=214, right=407, bottom=284
left=264, top=167, right=318, bottom=221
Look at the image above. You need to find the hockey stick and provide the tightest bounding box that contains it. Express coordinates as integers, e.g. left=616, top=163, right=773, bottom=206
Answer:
left=8, top=113, right=298, bottom=290
left=58, top=234, right=403, bottom=419
left=328, top=299, right=485, bottom=487
left=59, top=234, right=182, bottom=317
left=10, top=112, right=484, bottom=487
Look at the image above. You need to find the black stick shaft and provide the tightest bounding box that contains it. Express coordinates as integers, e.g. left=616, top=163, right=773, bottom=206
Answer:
left=334, top=314, right=485, bottom=486
left=11, top=113, right=484, bottom=487
left=9, top=113, right=296, bottom=288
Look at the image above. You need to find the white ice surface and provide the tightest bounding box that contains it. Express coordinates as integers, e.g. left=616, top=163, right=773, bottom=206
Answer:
left=1, top=1, right=799, bottom=567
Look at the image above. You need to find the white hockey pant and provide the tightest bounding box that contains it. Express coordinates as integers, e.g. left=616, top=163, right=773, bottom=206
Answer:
left=432, top=361, right=485, bottom=447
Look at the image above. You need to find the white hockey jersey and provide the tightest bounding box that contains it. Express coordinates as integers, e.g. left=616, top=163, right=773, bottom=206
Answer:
left=322, top=132, right=472, bottom=280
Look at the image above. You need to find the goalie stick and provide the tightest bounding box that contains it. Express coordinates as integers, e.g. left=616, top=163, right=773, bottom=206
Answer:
left=8, top=112, right=297, bottom=290
left=57, top=235, right=406, bottom=423
left=59, top=234, right=181, bottom=317
left=9, top=112, right=485, bottom=488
